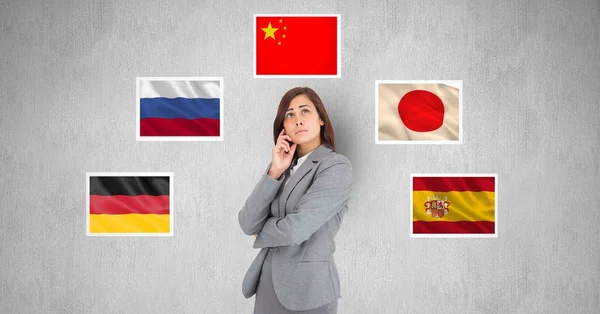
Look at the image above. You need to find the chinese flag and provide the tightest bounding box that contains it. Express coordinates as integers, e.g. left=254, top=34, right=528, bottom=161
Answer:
left=255, top=15, right=338, bottom=76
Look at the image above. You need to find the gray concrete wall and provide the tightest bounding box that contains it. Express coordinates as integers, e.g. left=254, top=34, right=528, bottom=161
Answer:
left=1, top=0, right=598, bottom=313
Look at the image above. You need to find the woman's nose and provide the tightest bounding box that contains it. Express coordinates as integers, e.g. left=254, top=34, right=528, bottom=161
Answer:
left=295, top=120, right=304, bottom=126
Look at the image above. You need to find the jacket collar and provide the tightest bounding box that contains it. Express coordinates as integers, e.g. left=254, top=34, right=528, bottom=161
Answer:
left=278, top=144, right=332, bottom=216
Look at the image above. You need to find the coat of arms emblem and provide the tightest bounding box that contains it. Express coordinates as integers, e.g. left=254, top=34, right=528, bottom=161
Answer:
left=424, top=196, right=450, bottom=218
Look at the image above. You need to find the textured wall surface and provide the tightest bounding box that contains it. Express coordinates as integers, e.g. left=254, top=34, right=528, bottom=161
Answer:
left=1, top=0, right=599, bottom=313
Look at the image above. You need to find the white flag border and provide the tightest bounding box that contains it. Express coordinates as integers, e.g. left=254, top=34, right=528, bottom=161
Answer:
left=86, top=172, right=175, bottom=237
left=375, top=80, right=463, bottom=145
left=253, top=14, right=342, bottom=79
left=409, top=173, right=498, bottom=239
left=136, top=77, right=224, bottom=142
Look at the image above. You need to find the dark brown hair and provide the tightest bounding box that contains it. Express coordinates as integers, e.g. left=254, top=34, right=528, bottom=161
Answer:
left=273, top=87, right=335, bottom=152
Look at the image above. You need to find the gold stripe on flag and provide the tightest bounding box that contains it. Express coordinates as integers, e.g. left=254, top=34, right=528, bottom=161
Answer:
left=90, top=214, right=170, bottom=233
left=413, top=191, right=495, bottom=222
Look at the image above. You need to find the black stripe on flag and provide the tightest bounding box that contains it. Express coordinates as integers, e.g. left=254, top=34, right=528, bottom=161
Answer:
left=90, top=176, right=169, bottom=196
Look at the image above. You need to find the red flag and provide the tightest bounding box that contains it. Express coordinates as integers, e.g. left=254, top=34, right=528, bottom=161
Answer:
left=255, top=15, right=339, bottom=77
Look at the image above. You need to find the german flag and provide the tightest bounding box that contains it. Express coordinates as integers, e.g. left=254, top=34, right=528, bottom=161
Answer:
left=412, top=176, right=496, bottom=235
left=89, top=176, right=170, bottom=234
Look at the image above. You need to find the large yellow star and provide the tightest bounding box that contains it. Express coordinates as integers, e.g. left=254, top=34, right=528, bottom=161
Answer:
left=261, top=22, right=278, bottom=40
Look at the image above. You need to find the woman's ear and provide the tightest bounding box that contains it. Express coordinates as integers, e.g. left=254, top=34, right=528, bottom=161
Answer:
left=320, top=119, right=325, bottom=126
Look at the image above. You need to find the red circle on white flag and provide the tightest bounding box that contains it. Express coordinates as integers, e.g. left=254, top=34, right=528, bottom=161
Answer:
left=397, top=90, right=444, bottom=132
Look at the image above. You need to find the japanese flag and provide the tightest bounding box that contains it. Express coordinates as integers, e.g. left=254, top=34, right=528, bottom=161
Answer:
left=377, top=82, right=461, bottom=143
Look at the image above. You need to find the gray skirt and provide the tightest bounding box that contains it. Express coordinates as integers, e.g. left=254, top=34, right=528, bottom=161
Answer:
left=254, top=248, right=338, bottom=314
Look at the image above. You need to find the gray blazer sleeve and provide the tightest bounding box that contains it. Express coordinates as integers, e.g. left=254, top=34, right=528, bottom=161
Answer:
left=253, top=156, right=353, bottom=248
left=238, top=164, right=286, bottom=235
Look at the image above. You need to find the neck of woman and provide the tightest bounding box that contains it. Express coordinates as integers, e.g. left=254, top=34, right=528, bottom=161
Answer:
left=296, top=140, right=321, bottom=158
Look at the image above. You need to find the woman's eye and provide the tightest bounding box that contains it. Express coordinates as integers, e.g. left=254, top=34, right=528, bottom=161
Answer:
left=302, top=109, right=309, bottom=113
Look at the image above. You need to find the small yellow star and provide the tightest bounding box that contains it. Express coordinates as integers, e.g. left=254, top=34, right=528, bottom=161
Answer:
left=278, top=41, right=281, bottom=45
left=279, top=19, right=282, bottom=23
left=261, top=22, right=278, bottom=40
left=283, top=34, right=286, bottom=38
left=283, top=26, right=287, bottom=30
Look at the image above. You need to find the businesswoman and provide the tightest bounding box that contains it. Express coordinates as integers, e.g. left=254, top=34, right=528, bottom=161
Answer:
left=238, top=87, right=354, bottom=313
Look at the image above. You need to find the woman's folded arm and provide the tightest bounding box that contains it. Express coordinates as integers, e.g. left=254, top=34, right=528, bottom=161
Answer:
left=253, top=157, right=353, bottom=248
left=238, top=164, right=287, bottom=235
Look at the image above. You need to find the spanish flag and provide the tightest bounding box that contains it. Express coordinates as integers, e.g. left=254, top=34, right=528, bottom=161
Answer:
left=89, top=175, right=171, bottom=234
left=412, top=176, right=496, bottom=235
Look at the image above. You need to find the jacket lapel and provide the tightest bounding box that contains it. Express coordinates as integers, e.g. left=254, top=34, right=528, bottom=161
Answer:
left=278, top=144, right=332, bottom=216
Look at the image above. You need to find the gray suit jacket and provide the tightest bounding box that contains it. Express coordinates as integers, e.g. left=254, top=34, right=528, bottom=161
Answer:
left=238, top=144, right=353, bottom=311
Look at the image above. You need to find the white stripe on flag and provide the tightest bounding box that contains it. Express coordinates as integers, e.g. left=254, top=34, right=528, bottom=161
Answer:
left=378, top=83, right=459, bottom=141
left=139, top=80, right=220, bottom=99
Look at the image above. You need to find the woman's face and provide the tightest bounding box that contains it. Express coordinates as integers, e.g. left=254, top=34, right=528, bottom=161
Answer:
left=283, top=94, right=324, bottom=146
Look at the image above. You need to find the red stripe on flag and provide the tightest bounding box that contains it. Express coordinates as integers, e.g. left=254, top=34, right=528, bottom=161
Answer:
left=90, top=195, right=169, bottom=215
left=413, top=177, right=495, bottom=192
left=140, top=118, right=220, bottom=136
left=413, top=221, right=495, bottom=234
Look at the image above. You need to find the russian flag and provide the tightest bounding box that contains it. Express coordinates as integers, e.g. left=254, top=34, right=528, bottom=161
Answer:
left=138, top=79, right=221, bottom=137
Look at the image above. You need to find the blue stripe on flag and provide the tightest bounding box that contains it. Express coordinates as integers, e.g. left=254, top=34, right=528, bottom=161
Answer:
left=140, top=98, right=220, bottom=119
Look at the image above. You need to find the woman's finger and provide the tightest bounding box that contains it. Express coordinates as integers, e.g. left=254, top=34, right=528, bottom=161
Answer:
left=274, top=143, right=285, bottom=157
left=277, top=129, right=287, bottom=141
left=277, top=138, right=290, bottom=151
